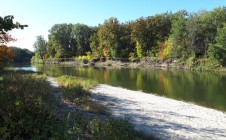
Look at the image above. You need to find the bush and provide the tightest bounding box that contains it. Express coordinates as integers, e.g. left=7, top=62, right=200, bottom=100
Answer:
left=0, top=72, right=67, bottom=139
left=31, top=54, right=44, bottom=64
left=185, top=57, right=221, bottom=70
left=62, top=85, right=90, bottom=102
left=75, top=51, right=92, bottom=64
left=56, top=75, right=98, bottom=90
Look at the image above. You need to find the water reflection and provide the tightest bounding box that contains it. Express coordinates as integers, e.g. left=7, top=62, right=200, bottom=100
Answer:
left=18, top=64, right=226, bottom=111
left=5, top=63, right=37, bottom=72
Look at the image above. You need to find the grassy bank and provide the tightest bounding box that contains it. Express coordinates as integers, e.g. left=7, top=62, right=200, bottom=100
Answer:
left=0, top=70, right=141, bottom=139
left=56, top=75, right=107, bottom=114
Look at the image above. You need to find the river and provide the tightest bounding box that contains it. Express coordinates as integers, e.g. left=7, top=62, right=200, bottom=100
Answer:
left=9, top=63, right=226, bottom=112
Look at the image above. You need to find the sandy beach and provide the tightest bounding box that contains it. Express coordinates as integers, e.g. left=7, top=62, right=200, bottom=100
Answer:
left=90, top=84, right=226, bottom=140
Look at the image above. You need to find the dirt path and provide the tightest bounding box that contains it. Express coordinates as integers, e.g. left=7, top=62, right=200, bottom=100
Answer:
left=90, top=84, right=226, bottom=140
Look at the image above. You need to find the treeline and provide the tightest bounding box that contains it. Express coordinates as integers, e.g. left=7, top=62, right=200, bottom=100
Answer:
left=32, top=7, right=226, bottom=67
left=11, top=47, right=34, bottom=62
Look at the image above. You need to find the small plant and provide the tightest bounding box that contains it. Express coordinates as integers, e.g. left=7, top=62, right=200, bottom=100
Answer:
left=56, top=75, right=98, bottom=90
left=75, top=51, right=92, bottom=64
left=129, top=52, right=136, bottom=61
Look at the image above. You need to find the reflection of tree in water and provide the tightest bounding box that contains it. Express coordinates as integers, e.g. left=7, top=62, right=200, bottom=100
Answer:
left=158, top=72, right=173, bottom=96
left=103, top=70, right=110, bottom=83
left=136, top=71, right=142, bottom=90
left=129, top=69, right=136, bottom=79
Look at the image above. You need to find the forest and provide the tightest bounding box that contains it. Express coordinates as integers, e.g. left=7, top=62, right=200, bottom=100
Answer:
left=32, top=7, right=226, bottom=69
left=11, top=47, right=34, bottom=62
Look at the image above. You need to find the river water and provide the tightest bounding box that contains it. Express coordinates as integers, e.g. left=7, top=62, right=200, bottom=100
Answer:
left=9, top=63, right=226, bottom=111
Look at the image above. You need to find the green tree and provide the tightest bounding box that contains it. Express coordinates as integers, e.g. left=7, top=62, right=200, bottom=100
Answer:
left=90, top=33, right=101, bottom=57
left=131, top=17, right=147, bottom=56
left=72, top=23, right=91, bottom=56
left=98, top=17, right=123, bottom=58
left=169, top=10, right=188, bottom=58
left=29, top=6, right=226, bottom=68
left=48, top=24, right=75, bottom=58
left=209, top=24, right=226, bottom=66
left=186, top=12, right=208, bottom=58
left=33, top=35, right=47, bottom=59
left=120, top=22, right=135, bottom=58
left=150, top=13, right=172, bottom=56
left=211, top=7, right=226, bottom=29
left=0, top=15, right=27, bottom=35
left=131, top=14, right=171, bottom=57
left=186, top=10, right=224, bottom=58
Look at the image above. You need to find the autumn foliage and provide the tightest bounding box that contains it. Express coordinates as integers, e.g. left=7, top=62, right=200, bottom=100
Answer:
left=0, top=34, right=17, bottom=62
left=0, top=45, right=16, bottom=62
left=159, top=39, right=173, bottom=60
left=103, top=47, right=110, bottom=58
left=0, top=34, right=16, bottom=62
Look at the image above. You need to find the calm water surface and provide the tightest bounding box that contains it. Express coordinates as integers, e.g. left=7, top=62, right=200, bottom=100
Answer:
left=11, top=63, right=226, bottom=111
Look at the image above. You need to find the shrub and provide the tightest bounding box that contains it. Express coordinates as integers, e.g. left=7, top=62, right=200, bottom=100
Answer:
left=76, top=51, right=92, bottom=64
left=56, top=75, right=98, bottom=90
left=0, top=72, right=67, bottom=139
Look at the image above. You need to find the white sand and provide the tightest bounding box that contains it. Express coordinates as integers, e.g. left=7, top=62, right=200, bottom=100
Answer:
left=90, top=84, right=226, bottom=140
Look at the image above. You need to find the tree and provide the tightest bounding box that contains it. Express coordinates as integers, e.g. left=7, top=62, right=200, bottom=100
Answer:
left=149, top=13, right=172, bottom=56
left=48, top=24, right=75, bottom=58
left=47, top=23, right=93, bottom=58
left=131, top=17, right=147, bottom=56
left=186, top=10, right=222, bottom=58
left=209, top=24, right=226, bottom=66
left=29, top=7, right=226, bottom=68
left=98, top=17, right=124, bottom=58
left=131, top=14, right=172, bottom=57
left=211, top=7, right=226, bottom=29
left=120, top=22, right=135, bottom=58
left=0, top=15, right=27, bottom=35
left=72, top=23, right=91, bottom=56
left=0, top=15, right=27, bottom=63
left=11, top=47, right=34, bottom=62
left=0, top=45, right=16, bottom=62
left=33, top=35, right=47, bottom=59
left=90, top=32, right=101, bottom=57
left=169, top=10, right=188, bottom=58
left=186, top=12, right=206, bottom=58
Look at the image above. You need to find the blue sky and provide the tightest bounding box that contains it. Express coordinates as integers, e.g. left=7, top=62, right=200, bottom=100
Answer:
left=1, top=0, right=225, bottom=51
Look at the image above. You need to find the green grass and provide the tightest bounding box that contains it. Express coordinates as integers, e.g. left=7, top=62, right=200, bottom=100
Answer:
left=56, top=75, right=98, bottom=90
left=56, top=75, right=107, bottom=114
left=0, top=71, right=141, bottom=139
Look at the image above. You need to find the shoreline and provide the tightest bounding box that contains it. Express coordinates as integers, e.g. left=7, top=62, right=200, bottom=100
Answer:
left=34, top=57, right=226, bottom=73
left=90, top=84, right=226, bottom=140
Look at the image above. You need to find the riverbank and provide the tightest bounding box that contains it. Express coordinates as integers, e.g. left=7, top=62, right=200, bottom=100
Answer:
left=0, top=70, right=140, bottom=139
left=90, top=84, right=226, bottom=140
left=40, top=57, right=226, bottom=72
